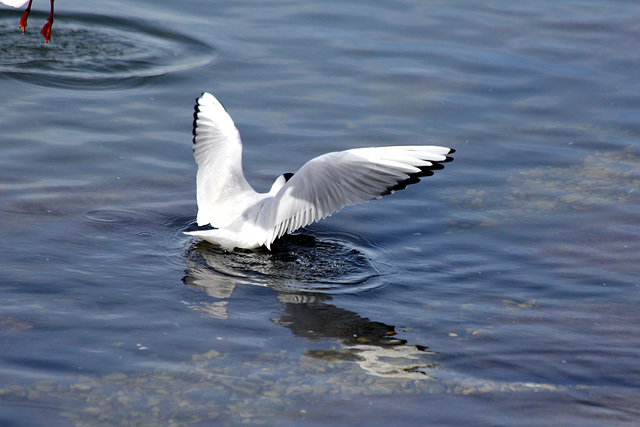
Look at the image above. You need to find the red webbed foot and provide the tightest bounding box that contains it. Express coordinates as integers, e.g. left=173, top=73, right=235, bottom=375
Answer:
left=40, top=18, right=53, bottom=42
left=41, top=0, right=55, bottom=43
left=19, top=8, right=30, bottom=33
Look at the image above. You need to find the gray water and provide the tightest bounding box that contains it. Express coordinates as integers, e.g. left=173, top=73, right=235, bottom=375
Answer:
left=1, top=0, right=639, bottom=425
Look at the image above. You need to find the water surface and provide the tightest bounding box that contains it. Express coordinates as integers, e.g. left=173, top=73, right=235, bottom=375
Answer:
left=1, top=0, right=639, bottom=425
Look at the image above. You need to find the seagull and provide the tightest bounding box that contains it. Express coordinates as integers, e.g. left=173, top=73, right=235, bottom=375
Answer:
left=1, top=0, right=55, bottom=43
left=185, top=93, right=454, bottom=250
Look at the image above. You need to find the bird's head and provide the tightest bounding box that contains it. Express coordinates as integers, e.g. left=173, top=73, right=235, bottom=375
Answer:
left=268, top=172, right=294, bottom=196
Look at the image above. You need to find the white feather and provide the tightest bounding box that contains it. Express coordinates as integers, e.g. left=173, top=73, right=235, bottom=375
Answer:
left=1, top=0, right=29, bottom=7
left=192, top=93, right=260, bottom=228
left=186, top=93, right=454, bottom=250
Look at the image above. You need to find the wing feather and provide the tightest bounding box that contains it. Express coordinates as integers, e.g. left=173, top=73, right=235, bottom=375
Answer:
left=193, top=93, right=257, bottom=227
left=263, top=145, right=453, bottom=245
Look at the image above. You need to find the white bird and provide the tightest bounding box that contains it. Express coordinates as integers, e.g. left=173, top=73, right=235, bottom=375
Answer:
left=185, top=93, right=454, bottom=250
left=1, top=0, right=55, bottom=43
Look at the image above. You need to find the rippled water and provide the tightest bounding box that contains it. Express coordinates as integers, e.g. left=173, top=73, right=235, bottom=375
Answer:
left=0, top=12, right=214, bottom=88
left=1, top=0, right=639, bottom=425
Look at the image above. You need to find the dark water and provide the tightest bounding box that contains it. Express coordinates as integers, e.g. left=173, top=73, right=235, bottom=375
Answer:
left=1, top=0, right=639, bottom=425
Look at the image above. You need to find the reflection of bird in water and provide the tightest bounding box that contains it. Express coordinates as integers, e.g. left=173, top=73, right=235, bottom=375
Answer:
left=183, top=246, right=577, bottom=388
left=274, top=293, right=405, bottom=347
left=1, top=0, right=55, bottom=42
left=185, top=92, right=454, bottom=250
left=274, top=293, right=438, bottom=379
left=183, top=244, right=438, bottom=379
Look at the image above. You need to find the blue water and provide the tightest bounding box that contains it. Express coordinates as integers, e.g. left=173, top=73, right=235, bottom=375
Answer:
left=1, top=0, right=639, bottom=425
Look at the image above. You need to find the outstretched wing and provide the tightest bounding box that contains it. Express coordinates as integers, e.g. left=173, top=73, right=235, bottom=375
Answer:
left=193, top=92, right=257, bottom=227
left=264, top=145, right=454, bottom=246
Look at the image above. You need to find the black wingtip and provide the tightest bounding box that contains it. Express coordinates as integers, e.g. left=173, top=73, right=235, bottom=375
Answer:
left=192, top=96, right=201, bottom=144
left=384, top=151, right=455, bottom=194
left=441, top=148, right=455, bottom=163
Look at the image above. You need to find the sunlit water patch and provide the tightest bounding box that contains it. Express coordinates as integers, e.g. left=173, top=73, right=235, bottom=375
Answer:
left=0, top=322, right=600, bottom=427
left=446, top=147, right=640, bottom=226
left=0, top=11, right=215, bottom=88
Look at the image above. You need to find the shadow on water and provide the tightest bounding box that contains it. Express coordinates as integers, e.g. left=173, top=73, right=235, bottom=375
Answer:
left=0, top=11, right=216, bottom=88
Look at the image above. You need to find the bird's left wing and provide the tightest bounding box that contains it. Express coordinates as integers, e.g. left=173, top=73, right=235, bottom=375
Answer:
left=193, top=93, right=257, bottom=228
left=263, top=145, right=453, bottom=247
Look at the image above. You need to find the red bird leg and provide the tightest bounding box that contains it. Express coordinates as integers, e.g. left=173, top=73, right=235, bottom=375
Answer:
left=19, top=0, right=35, bottom=34
left=40, top=0, right=55, bottom=43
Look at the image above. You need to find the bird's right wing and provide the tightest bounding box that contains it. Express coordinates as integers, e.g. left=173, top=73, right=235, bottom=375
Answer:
left=193, top=93, right=257, bottom=227
left=264, top=145, right=454, bottom=247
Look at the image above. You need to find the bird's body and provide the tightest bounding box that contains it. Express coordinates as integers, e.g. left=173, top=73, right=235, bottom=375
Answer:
left=186, top=93, right=454, bottom=250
